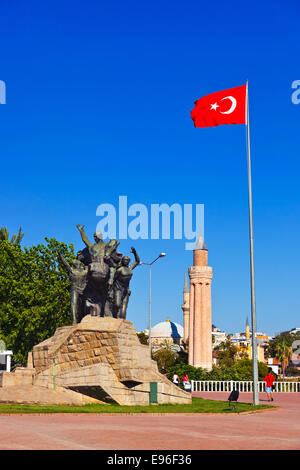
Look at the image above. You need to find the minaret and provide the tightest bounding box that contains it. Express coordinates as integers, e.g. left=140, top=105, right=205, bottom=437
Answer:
left=245, top=316, right=250, bottom=339
left=181, top=271, right=190, bottom=343
left=188, top=233, right=213, bottom=370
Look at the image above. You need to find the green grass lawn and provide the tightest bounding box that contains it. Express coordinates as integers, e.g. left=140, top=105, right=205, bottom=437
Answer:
left=0, top=397, right=274, bottom=414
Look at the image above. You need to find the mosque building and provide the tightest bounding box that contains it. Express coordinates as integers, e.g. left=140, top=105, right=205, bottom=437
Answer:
left=145, top=319, right=184, bottom=352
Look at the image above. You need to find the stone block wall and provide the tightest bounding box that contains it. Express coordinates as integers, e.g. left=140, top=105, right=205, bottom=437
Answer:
left=3, top=316, right=191, bottom=406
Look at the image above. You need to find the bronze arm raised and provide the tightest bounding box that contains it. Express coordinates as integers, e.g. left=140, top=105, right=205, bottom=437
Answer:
left=57, top=250, right=72, bottom=275
left=129, top=247, right=140, bottom=270
left=76, top=224, right=92, bottom=248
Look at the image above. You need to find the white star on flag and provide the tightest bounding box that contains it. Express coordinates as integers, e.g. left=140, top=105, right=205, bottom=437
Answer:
left=210, top=103, right=219, bottom=111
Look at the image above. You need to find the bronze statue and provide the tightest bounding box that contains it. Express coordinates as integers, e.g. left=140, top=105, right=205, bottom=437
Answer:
left=59, top=224, right=140, bottom=322
left=111, top=247, right=140, bottom=319
left=57, top=251, right=88, bottom=324
left=75, top=225, right=116, bottom=317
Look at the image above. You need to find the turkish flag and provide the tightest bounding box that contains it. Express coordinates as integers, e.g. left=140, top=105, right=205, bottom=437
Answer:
left=191, top=84, right=247, bottom=128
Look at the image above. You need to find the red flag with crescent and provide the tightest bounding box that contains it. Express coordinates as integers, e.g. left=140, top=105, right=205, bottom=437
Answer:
left=191, top=84, right=247, bottom=128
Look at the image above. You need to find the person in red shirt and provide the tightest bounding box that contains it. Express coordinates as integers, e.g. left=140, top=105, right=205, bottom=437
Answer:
left=264, top=368, right=275, bottom=402
left=182, top=373, right=191, bottom=392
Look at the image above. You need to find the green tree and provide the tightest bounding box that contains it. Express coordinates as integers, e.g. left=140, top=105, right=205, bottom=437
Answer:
left=232, top=359, right=269, bottom=381
left=175, top=349, right=188, bottom=365
left=166, top=360, right=269, bottom=384
left=285, top=366, right=300, bottom=377
left=0, top=237, right=75, bottom=365
left=137, top=332, right=149, bottom=345
left=0, top=226, right=24, bottom=245
left=167, top=364, right=206, bottom=382
left=216, top=340, right=239, bottom=368
left=152, top=348, right=178, bottom=373
left=267, top=332, right=296, bottom=378
left=267, top=332, right=296, bottom=358
left=275, top=342, right=293, bottom=378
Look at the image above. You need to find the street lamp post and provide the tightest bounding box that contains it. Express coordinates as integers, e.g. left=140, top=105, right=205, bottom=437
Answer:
left=140, top=253, right=166, bottom=355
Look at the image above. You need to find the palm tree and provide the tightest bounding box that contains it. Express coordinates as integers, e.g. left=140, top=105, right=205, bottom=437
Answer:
left=0, top=226, right=24, bottom=244
left=276, top=341, right=293, bottom=378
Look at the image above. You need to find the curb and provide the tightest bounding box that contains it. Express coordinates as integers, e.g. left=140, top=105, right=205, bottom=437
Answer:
left=0, top=408, right=278, bottom=416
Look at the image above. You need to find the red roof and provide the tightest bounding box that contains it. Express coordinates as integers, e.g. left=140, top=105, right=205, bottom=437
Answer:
left=268, top=358, right=280, bottom=365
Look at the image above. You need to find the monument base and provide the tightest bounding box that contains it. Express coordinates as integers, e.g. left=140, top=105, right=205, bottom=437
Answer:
left=0, top=316, right=191, bottom=406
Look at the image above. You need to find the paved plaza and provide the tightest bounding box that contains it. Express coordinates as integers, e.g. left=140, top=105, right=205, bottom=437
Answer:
left=0, top=392, right=299, bottom=450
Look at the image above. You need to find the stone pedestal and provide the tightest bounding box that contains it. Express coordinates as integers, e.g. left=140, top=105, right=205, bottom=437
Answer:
left=0, top=316, right=191, bottom=406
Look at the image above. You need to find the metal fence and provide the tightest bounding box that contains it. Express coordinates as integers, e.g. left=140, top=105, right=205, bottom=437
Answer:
left=191, top=380, right=300, bottom=393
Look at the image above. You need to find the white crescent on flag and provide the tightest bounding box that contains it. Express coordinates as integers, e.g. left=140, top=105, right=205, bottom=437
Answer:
left=220, top=96, right=237, bottom=114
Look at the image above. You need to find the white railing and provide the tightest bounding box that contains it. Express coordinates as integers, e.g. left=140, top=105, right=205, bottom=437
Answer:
left=191, top=380, right=300, bottom=393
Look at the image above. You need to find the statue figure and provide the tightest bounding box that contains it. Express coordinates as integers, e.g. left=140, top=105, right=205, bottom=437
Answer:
left=76, top=225, right=120, bottom=317
left=111, top=247, right=140, bottom=319
left=57, top=251, right=88, bottom=324
left=105, top=250, right=123, bottom=287
left=76, top=224, right=110, bottom=261
left=60, top=225, right=141, bottom=322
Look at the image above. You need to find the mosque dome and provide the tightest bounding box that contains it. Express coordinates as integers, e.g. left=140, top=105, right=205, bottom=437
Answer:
left=151, top=319, right=184, bottom=339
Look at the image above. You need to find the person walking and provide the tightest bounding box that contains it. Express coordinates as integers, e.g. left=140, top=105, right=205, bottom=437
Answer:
left=264, top=368, right=275, bottom=402
left=172, top=373, right=179, bottom=387
left=182, top=373, right=191, bottom=392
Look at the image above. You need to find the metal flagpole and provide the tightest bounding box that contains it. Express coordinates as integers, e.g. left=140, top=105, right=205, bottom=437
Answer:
left=246, top=80, right=259, bottom=406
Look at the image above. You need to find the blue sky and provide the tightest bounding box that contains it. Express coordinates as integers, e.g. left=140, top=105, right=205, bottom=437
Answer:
left=0, top=0, right=299, bottom=336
